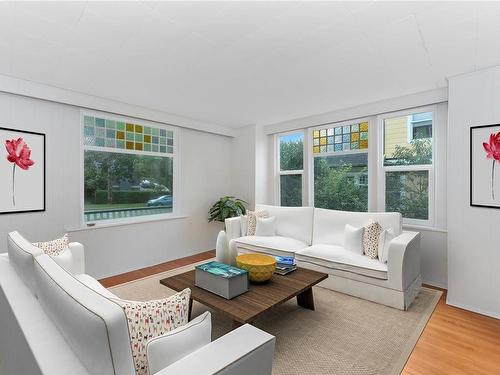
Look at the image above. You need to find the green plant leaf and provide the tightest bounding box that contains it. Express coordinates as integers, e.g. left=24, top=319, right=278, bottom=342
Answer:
left=208, top=196, right=248, bottom=222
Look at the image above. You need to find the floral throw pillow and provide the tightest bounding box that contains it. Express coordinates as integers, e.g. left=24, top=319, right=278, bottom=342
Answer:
left=33, top=234, right=69, bottom=256
left=246, top=210, right=269, bottom=236
left=363, top=220, right=383, bottom=259
left=113, top=288, right=191, bottom=375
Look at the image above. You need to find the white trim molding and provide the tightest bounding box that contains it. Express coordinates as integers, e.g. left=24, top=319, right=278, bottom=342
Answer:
left=0, top=73, right=236, bottom=137
left=264, top=87, right=447, bottom=135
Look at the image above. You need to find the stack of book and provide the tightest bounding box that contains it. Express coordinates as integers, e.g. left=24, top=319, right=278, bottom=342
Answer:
left=274, top=256, right=297, bottom=275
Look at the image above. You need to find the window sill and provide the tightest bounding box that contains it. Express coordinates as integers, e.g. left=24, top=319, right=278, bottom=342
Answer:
left=66, top=214, right=188, bottom=232
left=403, top=224, right=447, bottom=233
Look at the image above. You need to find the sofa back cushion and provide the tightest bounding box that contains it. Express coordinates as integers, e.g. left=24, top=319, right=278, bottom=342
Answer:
left=255, top=204, right=314, bottom=245
left=312, top=208, right=402, bottom=246
left=7, top=231, right=43, bottom=295
left=33, top=254, right=135, bottom=375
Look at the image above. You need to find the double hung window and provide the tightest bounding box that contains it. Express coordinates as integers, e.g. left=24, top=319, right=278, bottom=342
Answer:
left=277, top=132, right=304, bottom=206
left=381, top=109, right=434, bottom=225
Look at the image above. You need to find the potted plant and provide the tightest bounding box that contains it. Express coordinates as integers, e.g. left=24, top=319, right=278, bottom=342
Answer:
left=208, top=196, right=247, bottom=227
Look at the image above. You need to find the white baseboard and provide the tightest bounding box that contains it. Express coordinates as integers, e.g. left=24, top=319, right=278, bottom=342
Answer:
left=422, top=279, right=447, bottom=289
left=446, top=298, right=500, bottom=320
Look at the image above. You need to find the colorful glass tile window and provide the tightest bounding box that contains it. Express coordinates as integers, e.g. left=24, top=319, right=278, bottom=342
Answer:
left=83, top=115, right=174, bottom=155
left=312, top=121, right=368, bottom=154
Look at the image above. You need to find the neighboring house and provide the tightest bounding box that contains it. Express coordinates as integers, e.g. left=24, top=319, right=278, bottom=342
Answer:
left=384, top=111, right=432, bottom=159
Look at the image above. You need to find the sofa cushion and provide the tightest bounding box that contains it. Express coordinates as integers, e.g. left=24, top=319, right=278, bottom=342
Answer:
left=0, top=254, right=90, bottom=375
left=7, top=231, right=43, bottom=295
left=112, top=289, right=191, bottom=375
left=295, top=245, right=388, bottom=280
left=378, top=228, right=396, bottom=263
left=235, top=236, right=307, bottom=257
left=147, top=311, right=212, bottom=375
left=34, top=254, right=135, bottom=375
left=246, top=210, right=269, bottom=235
left=344, top=224, right=364, bottom=254
left=255, top=204, right=314, bottom=245
left=255, top=216, right=276, bottom=236
left=312, top=208, right=402, bottom=246
left=33, top=234, right=69, bottom=256
left=50, top=246, right=79, bottom=275
left=363, top=220, right=383, bottom=259
left=75, top=274, right=119, bottom=299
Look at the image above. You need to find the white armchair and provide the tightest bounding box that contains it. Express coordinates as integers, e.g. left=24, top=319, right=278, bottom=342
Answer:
left=148, top=311, right=275, bottom=375
left=154, top=322, right=275, bottom=375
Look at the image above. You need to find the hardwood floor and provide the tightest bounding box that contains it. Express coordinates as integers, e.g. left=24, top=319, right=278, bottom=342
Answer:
left=100, top=256, right=500, bottom=374
left=99, top=250, right=215, bottom=288
left=402, top=287, right=500, bottom=375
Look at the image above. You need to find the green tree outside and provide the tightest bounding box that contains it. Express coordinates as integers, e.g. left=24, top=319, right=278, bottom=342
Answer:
left=84, top=151, right=173, bottom=208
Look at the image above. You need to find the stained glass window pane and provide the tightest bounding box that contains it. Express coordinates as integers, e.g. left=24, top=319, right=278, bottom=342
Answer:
left=82, top=114, right=174, bottom=154
left=313, top=122, right=368, bottom=154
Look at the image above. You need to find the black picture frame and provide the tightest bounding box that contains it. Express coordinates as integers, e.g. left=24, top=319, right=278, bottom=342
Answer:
left=470, top=123, right=500, bottom=209
left=0, top=127, right=46, bottom=214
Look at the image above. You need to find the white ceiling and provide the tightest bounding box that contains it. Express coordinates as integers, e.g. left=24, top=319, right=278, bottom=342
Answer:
left=1, top=1, right=500, bottom=128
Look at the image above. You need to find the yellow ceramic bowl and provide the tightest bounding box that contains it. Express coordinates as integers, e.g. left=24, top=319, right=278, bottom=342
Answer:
left=236, top=253, right=276, bottom=283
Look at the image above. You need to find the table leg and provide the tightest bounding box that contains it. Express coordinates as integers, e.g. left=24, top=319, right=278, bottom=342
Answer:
left=188, top=298, right=193, bottom=321
left=297, top=287, right=315, bottom=310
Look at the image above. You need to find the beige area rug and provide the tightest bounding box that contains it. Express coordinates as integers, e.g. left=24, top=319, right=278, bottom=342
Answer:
left=109, top=260, right=441, bottom=375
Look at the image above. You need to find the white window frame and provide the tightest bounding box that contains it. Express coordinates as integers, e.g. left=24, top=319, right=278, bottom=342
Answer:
left=377, top=105, right=436, bottom=227
left=275, top=130, right=305, bottom=206
left=309, top=117, right=374, bottom=211
left=80, top=110, right=180, bottom=227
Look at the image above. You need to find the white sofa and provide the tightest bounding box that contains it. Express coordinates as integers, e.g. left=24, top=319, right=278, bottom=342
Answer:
left=0, top=231, right=275, bottom=375
left=224, top=204, right=421, bottom=310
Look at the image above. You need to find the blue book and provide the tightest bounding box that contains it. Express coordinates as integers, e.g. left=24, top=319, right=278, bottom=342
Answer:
left=274, top=256, right=295, bottom=266
left=195, top=261, right=248, bottom=299
left=196, top=261, right=247, bottom=279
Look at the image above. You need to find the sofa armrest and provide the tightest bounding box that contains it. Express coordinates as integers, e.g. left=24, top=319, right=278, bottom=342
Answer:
left=147, top=312, right=211, bottom=375
left=154, top=324, right=275, bottom=375
left=225, top=217, right=242, bottom=242
left=68, top=242, right=85, bottom=275
left=50, top=242, right=85, bottom=275
left=387, top=231, right=421, bottom=291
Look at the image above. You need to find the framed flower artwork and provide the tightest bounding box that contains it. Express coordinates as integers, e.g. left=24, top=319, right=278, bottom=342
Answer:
left=470, top=124, right=500, bottom=209
left=1, top=127, right=45, bottom=214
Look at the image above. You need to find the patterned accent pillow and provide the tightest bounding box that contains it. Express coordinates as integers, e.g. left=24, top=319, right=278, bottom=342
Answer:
left=113, top=288, right=191, bottom=375
left=33, top=234, right=69, bottom=256
left=363, top=219, right=383, bottom=259
left=246, top=210, right=269, bottom=236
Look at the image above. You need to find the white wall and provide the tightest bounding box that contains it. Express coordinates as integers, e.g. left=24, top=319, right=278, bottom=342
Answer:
left=255, top=125, right=273, bottom=205
left=447, top=66, right=500, bottom=318
left=0, top=91, right=233, bottom=278
left=230, top=125, right=256, bottom=208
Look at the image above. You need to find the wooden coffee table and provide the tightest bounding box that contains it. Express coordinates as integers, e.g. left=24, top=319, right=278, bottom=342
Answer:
left=160, top=267, right=328, bottom=329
